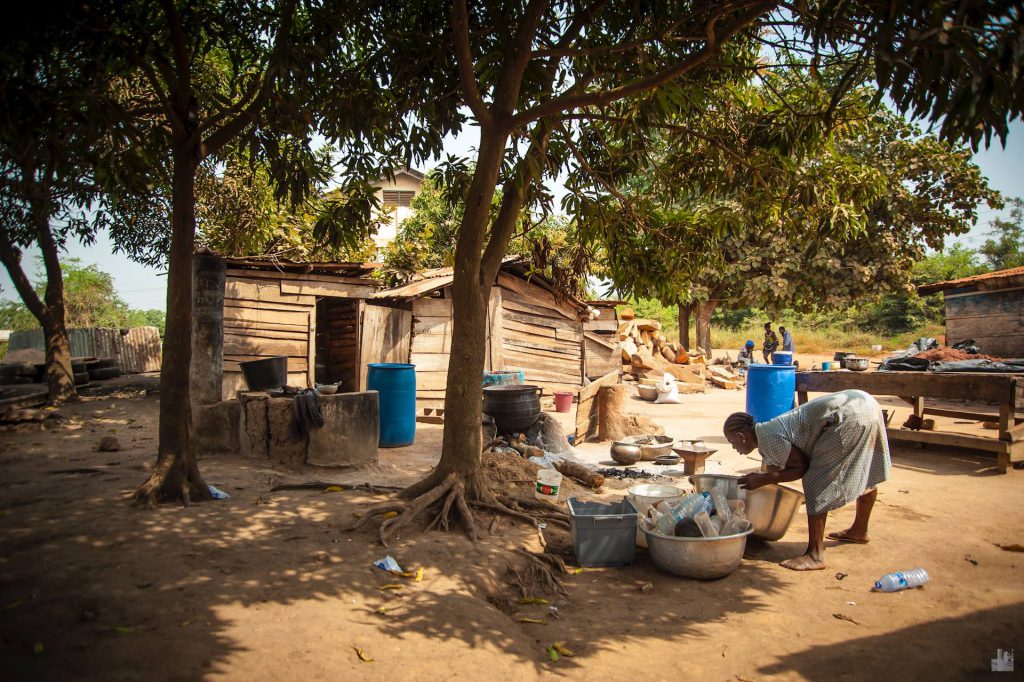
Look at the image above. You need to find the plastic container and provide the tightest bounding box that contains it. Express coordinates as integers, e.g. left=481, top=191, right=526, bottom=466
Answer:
left=772, top=351, right=793, bottom=365
left=535, top=468, right=562, bottom=503
left=693, top=510, right=719, bottom=537
left=482, top=370, right=524, bottom=387
left=567, top=497, right=637, bottom=567
left=366, top=363, right=416, bottom=447
left=553, top=391, right=573, bottom=413
left=240, top=356, right=288, bottom=391
left=874, top=568, right=929, bottom=592
left=745, top=364, right=796, bottom=423
left=822, top=361, right=833, bottom=371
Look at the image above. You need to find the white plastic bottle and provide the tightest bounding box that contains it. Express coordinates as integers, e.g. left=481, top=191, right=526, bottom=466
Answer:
left=874, top=568, right=929, bottom=592
left=711, top=489, right=732, bottom=523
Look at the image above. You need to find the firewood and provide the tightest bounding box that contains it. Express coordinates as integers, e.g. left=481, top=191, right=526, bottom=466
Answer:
left=640, top=330, right=650, bottom=346
left=621, top=338, right=639, bottom=361
left=620, top=308, right=635, bottom=320
left=708, top=374, right=740, bottom=390
left=553, top=460, right=605, bottom=490
left=631, top=348, right=704, bottom=384
left=635, top=319, right=662, bottom=332
left=660, top=346, right=677, bottom=363
left=675, top=347, right=690, bottom=364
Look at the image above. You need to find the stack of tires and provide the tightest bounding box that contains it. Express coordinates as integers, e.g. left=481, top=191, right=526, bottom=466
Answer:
left=85, top=357, right=121, bottom=382
left=0, top=363, right=40, bottom=385
left=0, top=357, right=121, bottom=386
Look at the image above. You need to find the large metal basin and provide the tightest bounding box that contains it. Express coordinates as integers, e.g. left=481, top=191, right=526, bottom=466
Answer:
left=745, top=484, right=804, bottom=540
left=627, top=484, right=685, bottom=549
left=641, top=526, right=754, bottom=579
left=690, top=474, right=745, bottom=500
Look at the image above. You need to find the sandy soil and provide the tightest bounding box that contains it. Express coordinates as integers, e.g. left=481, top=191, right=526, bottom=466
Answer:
left=1, top=372, right=1022, bottom=681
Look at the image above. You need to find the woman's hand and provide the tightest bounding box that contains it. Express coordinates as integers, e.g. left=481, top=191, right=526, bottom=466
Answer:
left=739, top=472, right=772, bottom=490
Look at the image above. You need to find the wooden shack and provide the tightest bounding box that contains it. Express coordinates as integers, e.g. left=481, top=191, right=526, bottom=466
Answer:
left=917, top=265, right=1024, bottom=358
left=583, top=299, right=624, bottom=380
left=374, top=260, right=592, bottom=407
left=219, top=257, right=395, bottom=399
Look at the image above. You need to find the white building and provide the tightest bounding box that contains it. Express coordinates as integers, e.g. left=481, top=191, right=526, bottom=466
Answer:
left=373, top=167, right=425, bottom=250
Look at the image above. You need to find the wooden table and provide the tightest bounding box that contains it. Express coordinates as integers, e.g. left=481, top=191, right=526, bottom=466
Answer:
left=794, top=371, right=1024, bottom=473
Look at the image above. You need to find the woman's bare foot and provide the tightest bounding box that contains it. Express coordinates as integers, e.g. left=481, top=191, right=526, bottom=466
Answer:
left=780, top=553, right=826, bottom=571
left=827, top=529, right=870, bottom=544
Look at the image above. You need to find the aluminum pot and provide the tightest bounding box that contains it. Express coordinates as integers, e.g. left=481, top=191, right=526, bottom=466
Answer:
left=627, top=484, right=685, bottom=548
left=690, top=474, right=745, bottom=500
left=745, top=484, right=805, bottom=541
left=610, top=441, right=642, bottom=465
left=845, top=357, right=869, bottom=371
left=621, top=434, right=675, bottom=461
left=641, top=526, right=754, bottom=579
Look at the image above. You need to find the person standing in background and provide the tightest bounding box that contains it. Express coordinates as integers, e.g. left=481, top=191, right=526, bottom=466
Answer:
left=762, top=322, right=779, bottom=363
left=780, top=326, right=794, bottom=353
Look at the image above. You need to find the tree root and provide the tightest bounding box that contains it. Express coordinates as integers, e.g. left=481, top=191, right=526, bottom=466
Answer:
left=507, top=549, right=570, bottom=598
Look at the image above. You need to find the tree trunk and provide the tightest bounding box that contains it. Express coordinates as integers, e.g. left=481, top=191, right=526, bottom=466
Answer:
left=695, top=300, right=717, bottom=354
left=402, top=130, right=509, bottom=500
left=677, top=303, right=694, bottom=350
left=37, top=225, right=77, bottom=404
left=0, top=209, right=77, bottom=405
left=134, top=140, right=211, bottom=505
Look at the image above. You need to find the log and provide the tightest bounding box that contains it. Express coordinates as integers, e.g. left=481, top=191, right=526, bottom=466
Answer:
left=631, top=348, right=705, bottom=384
left=660, top=346, right=677, bottom=364
left=635, top=319, right=661, bottom=332
left=619, top=308, right=635, bottom=320
left=621, top=338, right=639, bottom=361
left=709, top=375, right=740, bottom=390
left=553, top=460, right=605, bottom=490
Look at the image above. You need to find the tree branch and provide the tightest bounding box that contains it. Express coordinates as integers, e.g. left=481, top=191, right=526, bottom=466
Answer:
left=506, top=1, right=777, bottom=130
left=159, top=0, right=192, bottom=111
left=0, top=223, right=47, bottom=322
left=492, top=0, right=551, bottom=121
left=453, top=0, right=493, bottom=127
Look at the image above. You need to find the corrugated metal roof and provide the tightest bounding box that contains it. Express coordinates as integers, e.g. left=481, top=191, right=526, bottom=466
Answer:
left=221, top=256, right=381, bottom=277
left=917, top=265, right=1024, bottom=294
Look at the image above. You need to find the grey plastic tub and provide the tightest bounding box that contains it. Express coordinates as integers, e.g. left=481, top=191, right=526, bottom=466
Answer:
left=567, top=497, right=638, bottom=567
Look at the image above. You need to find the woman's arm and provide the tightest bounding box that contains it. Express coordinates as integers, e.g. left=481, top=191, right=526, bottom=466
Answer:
left=739, top=446, right=809, bottom=489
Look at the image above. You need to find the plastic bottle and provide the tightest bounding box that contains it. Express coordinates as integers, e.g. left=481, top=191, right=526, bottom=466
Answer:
left=721, top=514, right=751, bottom=536
left=654, top=493, right=712, bottom=534
left=693, top=510, right=719, bottom=537
left=727, top=499, right=746, bottom=515
left=711, top=490, right=732, bottom=523
left=873, top=568, right=929, bottom=592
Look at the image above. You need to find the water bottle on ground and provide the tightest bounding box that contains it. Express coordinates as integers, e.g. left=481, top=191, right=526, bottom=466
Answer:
left=693, top=510, right=719, bottom=537
left=654, top=493, right=711, bottom=534
left=873, top=568, right=929, bottom=592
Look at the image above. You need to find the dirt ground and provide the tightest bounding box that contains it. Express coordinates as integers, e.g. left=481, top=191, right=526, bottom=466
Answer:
left=1, top=366, right=1022, bottom=681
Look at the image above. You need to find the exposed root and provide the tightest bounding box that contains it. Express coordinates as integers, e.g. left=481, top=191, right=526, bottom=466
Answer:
left=507, top=549, right=570, bottom=598
left=377, top=473, right=458, bottom=546
left=351, top=502, right=408, bottom=531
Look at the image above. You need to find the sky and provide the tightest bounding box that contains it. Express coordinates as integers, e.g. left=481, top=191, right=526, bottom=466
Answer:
left=2, top=119, right=1022, bottom=313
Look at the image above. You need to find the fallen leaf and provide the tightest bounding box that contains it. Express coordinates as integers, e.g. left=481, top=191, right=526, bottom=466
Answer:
left=517, top=597, right=550, bottom=605
left=354, top=646, right=374, bottom=662
left=639, top=581, right=654, bottom=593
left=832, top=613, right=860, bottom=625
left=33, top=642, right=44, bottom=655
left=553, top=642, right=575, bottom=657
left=112, top=626, right=136, bottom=634
left=180, top=621, right=191, bottom=627
left=4, top=600, right=25, bottom=611
left=374, top=606, right=394, bottom=615
left=415, top=567, right=424, bottom=582
left=324, top=486, right=343, bottom=493
left=546, top=645, right=560, bottom=663
left=378, top=584, right=403, bottom=591
left=995, top=543, right=1024, bottom=553
left=382, top=511, right=399, bottom=519
left=570, top=568, right=584, bottom=575
left=518, top=617, right=547, bottom=624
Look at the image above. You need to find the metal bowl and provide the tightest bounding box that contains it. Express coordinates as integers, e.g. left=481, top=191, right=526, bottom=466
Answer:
left=690, top=474, right=745, bottom=500
left=627, top=484, right=685, bottom=548
left=610, top=442, right=642, bottom=465
left=622, top=434, right=675, bottom=461
left=845, top=357, right=869, bottom=371
left=637, top=385, right=658, bottom=401
left=641, top=526, right=754, bottom=579
left=745, top=484, right=805, bottom=541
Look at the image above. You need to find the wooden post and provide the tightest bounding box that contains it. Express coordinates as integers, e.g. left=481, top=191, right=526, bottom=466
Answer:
left=190, top=252, right=225, bottom=406
left=307, top=311, right=315, bottom=388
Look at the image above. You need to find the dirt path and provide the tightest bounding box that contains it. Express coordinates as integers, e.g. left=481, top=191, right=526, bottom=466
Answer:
left=1, top=375, right=1022, bottom=680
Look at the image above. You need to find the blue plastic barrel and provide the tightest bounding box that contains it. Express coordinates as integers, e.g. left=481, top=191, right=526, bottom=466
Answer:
left=772, top=351, right=793, bottom=365
left=745, top=364, right=796, bottom=423
left=367, top=363, right=416, bottom=447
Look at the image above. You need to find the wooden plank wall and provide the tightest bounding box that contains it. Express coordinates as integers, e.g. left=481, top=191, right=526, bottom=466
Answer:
left=409, top=297, right=455, bottom=407
left=358, top=303, right=413, bottom=391
left=223, top=271, right=316, bottom=399
left=583, top=308, right=620, bottom=380
left=496, top=272, right=583, bottom=394
left=944, top=287, right=1024, bottom=357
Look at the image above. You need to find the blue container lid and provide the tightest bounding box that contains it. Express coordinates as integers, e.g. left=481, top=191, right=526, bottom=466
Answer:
left=747, top=364, right=795, bottom=372
left=367, top=363, right=416, bottom=370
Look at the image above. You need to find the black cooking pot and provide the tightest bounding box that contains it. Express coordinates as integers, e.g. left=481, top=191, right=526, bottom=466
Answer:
left=483, top=384, right=542, bottom=434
